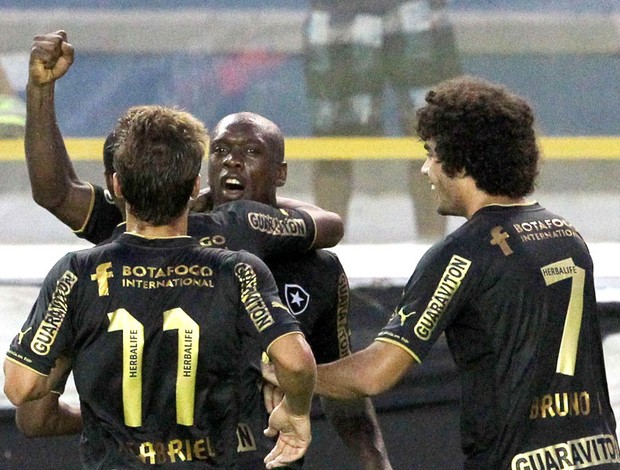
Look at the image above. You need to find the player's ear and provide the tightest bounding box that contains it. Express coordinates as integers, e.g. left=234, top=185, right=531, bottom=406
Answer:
left=275, top=162, right=287, bottom=187
left=191, top=175, right=201, bottom=199
left=112, top=173, right=123, bottom=198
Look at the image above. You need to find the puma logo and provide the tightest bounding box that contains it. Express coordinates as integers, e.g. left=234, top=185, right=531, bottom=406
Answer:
left=396, top=308, right=416, bottom=326
left=17, top=327, right=32, bottom=345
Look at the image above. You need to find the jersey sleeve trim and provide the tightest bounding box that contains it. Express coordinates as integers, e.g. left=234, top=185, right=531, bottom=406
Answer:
left=264, top=331, right=306, bottom=356
left=4, top=355, right=50, bottom=377
left=304, top=211, right=318, bottom=249
left=374, top=338, right=422, bottom=364
left=72, top=182, right=96, bottom=234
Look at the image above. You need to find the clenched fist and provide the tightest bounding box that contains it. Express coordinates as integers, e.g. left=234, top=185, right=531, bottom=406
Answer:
left=29, top=30, right=74, bottom=87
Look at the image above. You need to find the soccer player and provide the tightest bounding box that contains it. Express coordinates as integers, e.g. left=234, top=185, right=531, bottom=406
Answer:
left=4, top=104, right=317, bottom=469
left=25, top=30, right=343, bottom=249
left=205, top=112, right=392, bottom=469
left=22, top=30, right=390, bottom=469
left=315, top=76, right=620, bottom=469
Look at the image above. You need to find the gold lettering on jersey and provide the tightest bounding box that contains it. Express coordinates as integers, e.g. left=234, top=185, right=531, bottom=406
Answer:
left=247, top=211, right=307, bottom=237
left=138, top=437, right=215, bottom=464
left=513, top=218, right=578, bottom=243
left=336, top=273, right=351, bottom=358
left=122, top=265, right=214, bottom=277
left=91, top=262, right=113, bottom=296
left=31, top=270, right=78, bottom=356
left=127, top=424, right=257, bottom=465
left=530, top=391, right=591, bottom=419
left=236, top=422, right=257, bottom=452
left=414, top=255, right=471, bottom=341
left=122, top=278, right=214, bottom=289
left=199, top=234, right=227, bottom=248
left=235, top=263, right=275, bottom=332
left=121, top=264, right=214, bottom=290
left=511, top=433, right=620, bottom=470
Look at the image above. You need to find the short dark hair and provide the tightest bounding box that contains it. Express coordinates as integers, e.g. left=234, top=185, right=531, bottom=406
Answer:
left=102, top=131, right=118, bottom=175
left=113, top=105, right=207, bottom=225
left=416, top=75, right=539, bottom=198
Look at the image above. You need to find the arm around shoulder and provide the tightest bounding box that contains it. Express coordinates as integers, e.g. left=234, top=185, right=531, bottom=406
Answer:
left=276, top=196, right=344, bottom=248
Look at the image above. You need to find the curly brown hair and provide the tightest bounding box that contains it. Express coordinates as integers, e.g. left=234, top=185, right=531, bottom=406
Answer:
left=415, top=75, right=539, bottom=198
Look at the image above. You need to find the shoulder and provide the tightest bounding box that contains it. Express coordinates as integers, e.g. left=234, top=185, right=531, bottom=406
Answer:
left=269, top=248, right=345, bottom=274
left=197, top=247, right=265, bottom=270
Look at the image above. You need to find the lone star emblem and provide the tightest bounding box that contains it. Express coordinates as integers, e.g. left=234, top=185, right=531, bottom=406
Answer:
left=284, top=284, right=310, bottom=316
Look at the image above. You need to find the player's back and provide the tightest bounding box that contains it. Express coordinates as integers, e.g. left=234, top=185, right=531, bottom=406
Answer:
left=443, top=203, right=618, bottom=468
left=68, top=233, right=287, bottom=468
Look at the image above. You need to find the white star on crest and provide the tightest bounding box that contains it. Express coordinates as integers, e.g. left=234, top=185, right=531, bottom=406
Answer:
left=290, top=291, right=305, bottom=306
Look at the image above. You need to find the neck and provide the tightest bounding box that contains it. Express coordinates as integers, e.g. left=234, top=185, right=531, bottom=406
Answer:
left=466, top=194, right=528, bottom=219
left=125, top=210, right=189, bottom=238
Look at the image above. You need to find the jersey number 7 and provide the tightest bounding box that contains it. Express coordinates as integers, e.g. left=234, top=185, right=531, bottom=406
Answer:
left=540, top=258, right=585, bottom=377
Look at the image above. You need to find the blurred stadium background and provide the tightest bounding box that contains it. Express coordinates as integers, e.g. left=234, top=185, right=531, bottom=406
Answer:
left=0, top=0, right=619, bottom=468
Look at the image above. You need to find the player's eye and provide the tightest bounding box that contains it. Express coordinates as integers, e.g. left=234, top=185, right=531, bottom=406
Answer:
left=212, top=145, right=228, bottom=155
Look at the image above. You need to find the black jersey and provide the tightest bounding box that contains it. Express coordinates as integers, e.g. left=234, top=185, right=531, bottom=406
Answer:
left=234, top=249, right=352, bottom=468
left=377, top=202, right=619, bottom=469
left=74, top=184, right=124, bottom=244
left=267, top=250, right=351, bottom=365
left=68, top=185, right=343, bottom=467
left=77, top=184, right=316, bottom=257
left=7, top=234, right=301, bottom=469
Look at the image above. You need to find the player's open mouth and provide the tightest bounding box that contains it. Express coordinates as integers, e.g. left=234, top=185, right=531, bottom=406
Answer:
left=223, top=176, right=244, bottom=192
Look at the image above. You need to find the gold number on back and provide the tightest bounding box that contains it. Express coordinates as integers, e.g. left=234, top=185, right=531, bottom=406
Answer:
left=540, top=258, right=585, bottom=376
left=108, top=308, right=200, bottom=427
left=108, top=308, right=144, bottom=427
left=163, top=308, right=199, bottom=426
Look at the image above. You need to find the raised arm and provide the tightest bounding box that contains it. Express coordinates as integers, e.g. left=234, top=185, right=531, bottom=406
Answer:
left=263, top=332, right=316, bottom=469
left=25, top=30, right=93, bottom=230
left=276, top=196, right=344, bottom=248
